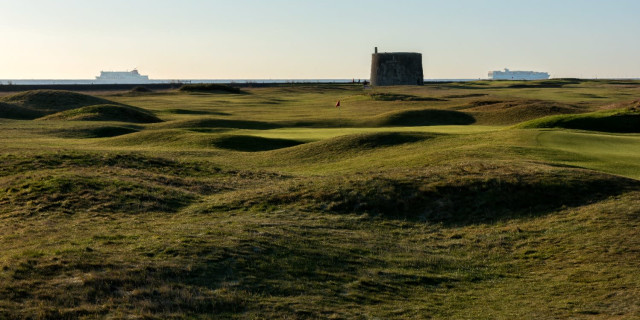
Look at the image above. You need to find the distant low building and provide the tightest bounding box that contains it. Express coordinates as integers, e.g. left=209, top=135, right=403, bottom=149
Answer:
left=488, top=68, right=549, bottom=80
left=95, top=69, right=150, bottom=84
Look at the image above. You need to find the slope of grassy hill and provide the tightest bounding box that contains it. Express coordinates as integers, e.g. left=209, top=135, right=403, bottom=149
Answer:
left=0, top=90, right=117, bottom=118
left=516, top=106, right=640, bottom=132
left=0, top=80, right=639, bottom=319
left=38, top=104, right=162, bottom=123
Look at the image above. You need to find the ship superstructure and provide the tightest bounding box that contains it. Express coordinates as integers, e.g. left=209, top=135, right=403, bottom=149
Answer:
left=95, top=69, right=150, bottom=83
left=488, top=68, right=550, bottom=80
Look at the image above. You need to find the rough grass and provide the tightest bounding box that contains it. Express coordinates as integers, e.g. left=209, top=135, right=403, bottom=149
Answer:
left=1, top=81, right=640, bottom=319
left=266, top=132, right=436, bottom=161
left=208, top=161, right=638, bottom=224
left=0, top=90, right=117, bottom=118
left=38, top=104, right=162, bottom=123
left=154, top=117, right=281, bottom=130
left=179, top=83, right=243, bottom=94
left=460, top=99, right=582, bottom=125
left=209, top=135, right=303, bottom=151
left=516, top=106, right=640, bottom=132
left=46, top=125, right=141, bottom=138
left=363, top=109, right=475, bottom=126
left=367, top=92, right=445, bottom=101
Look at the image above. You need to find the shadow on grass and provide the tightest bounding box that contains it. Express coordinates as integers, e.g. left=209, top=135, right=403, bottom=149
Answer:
left=157, top=118, right=282, bottom=130
left=164, top=109, right=231, bottom=116
left=45, top=125, right=141, bottom=138
left=212, top=135, right=304, bottom=152
left=365, top=109, right=475, bottom=127
left=235, top=163, right=640, bottom=226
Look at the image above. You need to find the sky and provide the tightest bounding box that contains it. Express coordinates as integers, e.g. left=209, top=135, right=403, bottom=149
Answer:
left=1, top=0, right=640, bottom=80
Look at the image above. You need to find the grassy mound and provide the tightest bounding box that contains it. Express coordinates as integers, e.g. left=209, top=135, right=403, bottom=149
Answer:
left=0, top=152, right=281, bottom=218
left=368, top=92, right=444, bottom=101
left=268, top=132, right=435, bottom=161
left=38, top=104, right=161, bottom=123
left=516, top=107, right=640, bottom=133
left=220, top=161, right=638, bottom=224
left=45, top=125, right=140, bottom=138
left=0, top=102, right=41, bottom=119
left=507, top=78, right=583, bottom=88
left=163, top=108, right=229, bottom=115
left=104, top=129, right=281, bottom=149
left=461, top=99, right=581, bottom=125
left=129, top=86, right=152, bottom=93
left=179, top=83, right=243, bottom=94
left=154, top=118, right=281, bottom=130
left=0, top=90, right=117, bottom=118
left=0, top=173, right=195, bottom=216
left=210, top=135, right=303, bottom=152
left=364, top=109, right=475, bottom=126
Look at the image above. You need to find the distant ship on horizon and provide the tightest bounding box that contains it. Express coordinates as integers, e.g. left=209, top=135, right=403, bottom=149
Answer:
left=95, top=69, right=150, bottom=83
left=488, top=68, right=550, bottom=80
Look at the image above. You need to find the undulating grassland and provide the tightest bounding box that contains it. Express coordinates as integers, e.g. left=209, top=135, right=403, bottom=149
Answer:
left=0, top=79, right=639, bottom=319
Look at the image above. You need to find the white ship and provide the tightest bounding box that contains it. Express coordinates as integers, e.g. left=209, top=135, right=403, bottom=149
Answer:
left=488, top=68, right=550, bottom=80
left=95, top=69, right=150, bottom=83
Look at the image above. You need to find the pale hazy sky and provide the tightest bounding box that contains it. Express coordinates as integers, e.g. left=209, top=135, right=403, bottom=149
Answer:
left=1, top=0, right=639, bottom=79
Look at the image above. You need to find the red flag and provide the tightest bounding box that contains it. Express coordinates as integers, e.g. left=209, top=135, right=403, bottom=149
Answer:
left=335, top=100, right=340, bottom=107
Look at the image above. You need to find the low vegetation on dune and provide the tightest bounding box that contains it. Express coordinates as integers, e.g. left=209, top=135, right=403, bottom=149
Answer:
left=0, top=90, right=117, bottom=119
left=1, top=80, right=640, bottom=318
left=38, top=104, right=162, bottom=123
left=516, top=105, right=640, bottom=132
left=460, top=99, right=582, bottom=125
left=208, top=161, right=638, bottom=224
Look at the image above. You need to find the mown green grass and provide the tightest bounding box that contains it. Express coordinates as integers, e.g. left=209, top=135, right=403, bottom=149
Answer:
left=0, top=80, right=639, bottom=319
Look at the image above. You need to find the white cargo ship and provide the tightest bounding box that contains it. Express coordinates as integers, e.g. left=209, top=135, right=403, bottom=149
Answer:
left=488, top=68, right=550, bottom=80
left=95, top=69, right=150, bottom=83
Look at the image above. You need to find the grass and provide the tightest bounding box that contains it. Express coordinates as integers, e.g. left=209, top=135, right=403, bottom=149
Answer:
left=0, top=80, right=639, bottom=318
left=38, top=104, right=162, bottom=123
left=516, top=105, right=640, bottom=132
left=179, top=83, right=244, bottom=94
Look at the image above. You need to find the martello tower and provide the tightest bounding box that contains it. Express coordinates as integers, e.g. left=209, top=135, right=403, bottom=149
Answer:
left=370, top=47, right=424, bottom=86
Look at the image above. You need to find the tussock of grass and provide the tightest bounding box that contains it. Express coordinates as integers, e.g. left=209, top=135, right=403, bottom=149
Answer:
left=38, top=104, right=162, bottom=123
left=179, top=83, right=243, bottom=94
left=363, top=109, right=475, bottom=126
left=516, top=106, right=640, bottom=132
